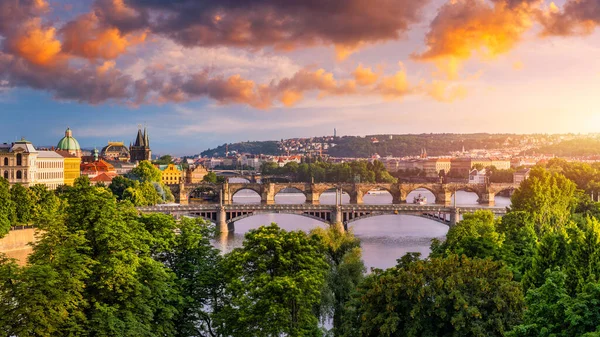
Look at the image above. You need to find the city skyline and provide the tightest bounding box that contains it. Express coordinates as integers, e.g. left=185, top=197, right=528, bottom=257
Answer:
left=2, top=0, right=600, bottom=155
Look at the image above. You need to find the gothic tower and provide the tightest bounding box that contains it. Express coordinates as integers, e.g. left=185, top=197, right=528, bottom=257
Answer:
left=129, top=127, right=152, bottom=163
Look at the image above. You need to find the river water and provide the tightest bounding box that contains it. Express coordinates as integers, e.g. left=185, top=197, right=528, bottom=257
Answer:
left=217, top=186, right=511, bottom=271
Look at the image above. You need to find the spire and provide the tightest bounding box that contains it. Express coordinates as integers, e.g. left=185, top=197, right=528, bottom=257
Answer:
left=134, top=128, right=145, bottom=147
left=143, top=127, right=149, bottom=147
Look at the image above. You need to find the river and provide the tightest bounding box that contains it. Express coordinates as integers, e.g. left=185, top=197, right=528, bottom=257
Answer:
left=216, top=186, right=511, bottom=271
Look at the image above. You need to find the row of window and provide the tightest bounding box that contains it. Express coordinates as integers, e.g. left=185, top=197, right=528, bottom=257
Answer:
left=3, top=170, right=64, bottom=181
left=38, top=161, right=64, bottom=169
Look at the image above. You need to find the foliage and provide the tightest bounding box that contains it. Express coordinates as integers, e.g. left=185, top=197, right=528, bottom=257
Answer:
left=109, top=175, right=136, bottom=200
left=311, top=226, right=365, bottom=336
left=509, top=270, right=600, bottom=337
left=201, top=141, right=280, bottom=157
left=342, top=254, right=524, bottom=337
left=0, top=178, right=14, bottom=237
left=202, top=171, right=226, bottom=184
left=431, top=210, right=502, bottom=260
left=129, top=160, right=162, bottom=183
left=262, top=160, right=397, bottom=183
left=487, top=167, right=515, bottom=183
left=217, top=224, right=329, bottom=336
left=528, top=138, right=600, bottom=157
left=510, top=166, right=577, bottom=234
left=153, top=155, right=173, bottom=165
left=496, top=211, right=537, bottom=281
left=10, top=184, right=34, bottom=225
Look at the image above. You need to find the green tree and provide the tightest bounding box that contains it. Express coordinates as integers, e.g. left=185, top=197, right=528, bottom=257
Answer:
left=0, top=178, right=15, bottom=238
left=310, top=226, right=365, bottom=336
left=496, top=211, right=537, bottom=280
left=522, top=230, right=569, bottom=291
left=509, top=270, right=600, bottom=337
left=342, top=254, right=524, bottom=337
left=510, top=167, right=577, bottom=234
left=130, top=160, right=162, bottom=183
left=203, top=171, right=218, bottom=184
left=431, top=210, right=502, bottom=260
left=218, top=224, right=329, bottom=336
left=10, top=184, right=34, bottom=225
left=109, top=175, right=136, bottom=200
left=153, top=155, right=173, bottom=165
left=164, top=217, right=224, bottom=336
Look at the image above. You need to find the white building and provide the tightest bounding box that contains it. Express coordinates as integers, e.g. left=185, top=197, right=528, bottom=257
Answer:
left=0, top=139, right=38, bottom=187
left=34, top=151, right=65, bottom=190
left=469, top=169, right=487, bottom=184
left=0, top=140, right=65, bottom=190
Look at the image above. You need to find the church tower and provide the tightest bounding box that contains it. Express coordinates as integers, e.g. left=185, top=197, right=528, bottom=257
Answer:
left=129, top=127, right=152, bottom=163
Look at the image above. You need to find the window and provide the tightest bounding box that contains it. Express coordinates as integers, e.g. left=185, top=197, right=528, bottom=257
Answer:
left=16, top=170, right=22, bottom=179
left=3, top=171, right=7, bottom=179
left=16, top=154, right=22, bottom=166
left=2, top=158, right=6, bottom=166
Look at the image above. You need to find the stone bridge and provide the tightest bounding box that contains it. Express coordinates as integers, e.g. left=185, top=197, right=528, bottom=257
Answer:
left=170, top=182, right=519, bottom=206
left=138, top=204, right=508, bottom=233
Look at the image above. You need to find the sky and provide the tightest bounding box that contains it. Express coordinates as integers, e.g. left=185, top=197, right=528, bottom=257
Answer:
left=1, top=0, right=600, bottom=156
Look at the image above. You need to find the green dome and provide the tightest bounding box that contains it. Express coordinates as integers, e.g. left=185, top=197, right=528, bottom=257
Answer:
left=56, top=127, right=81, bottom=151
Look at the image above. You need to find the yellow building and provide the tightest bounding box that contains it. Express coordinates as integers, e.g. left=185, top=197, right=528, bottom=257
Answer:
left=56, top=151, right=81, bottom=186
left=159, top=164, right=184, bottom=185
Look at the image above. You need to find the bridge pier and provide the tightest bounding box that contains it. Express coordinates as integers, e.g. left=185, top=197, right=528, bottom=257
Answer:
left=333, top=206, right=343, bottom=227
left=262, top=183, right=275, bottom=204
left=449, top=208, right=460, bottom=227
left=437, top=191, right=453, bottom=206
left=479, top=192, right=495, bottom=207
left=217, top=206, right=230, bottom=233
left=306, top=190, right=321, bottom=205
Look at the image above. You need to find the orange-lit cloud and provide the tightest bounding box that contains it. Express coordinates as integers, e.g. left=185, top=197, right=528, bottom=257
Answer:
left=8, top=19, right=62, bottom=66
left=61, top=12, right=146, bottom=60
left=413, top=0, right=541, bottom=78
left=539, top=0, right=600, bottom=36
left=376, top=69, right=411, bottom=99
left=353, top=64, right=379, bottom=86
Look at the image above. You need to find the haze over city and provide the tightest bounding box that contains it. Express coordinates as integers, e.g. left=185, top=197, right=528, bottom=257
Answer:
left=2, top=0, right=600, bottom=154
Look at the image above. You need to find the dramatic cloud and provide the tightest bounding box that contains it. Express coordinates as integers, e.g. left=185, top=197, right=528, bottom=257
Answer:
left=60, top=12, right=146, bottom=60
left=94, top=0, right=429, bottom=57
left=540, top=0, right=600, bottom=36
left=414, top=0, right=541, bottom=78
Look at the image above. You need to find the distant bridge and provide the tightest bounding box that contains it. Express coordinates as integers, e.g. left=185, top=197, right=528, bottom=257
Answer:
left=138, top=203, right=508, bottom=232
left=169, top=182, right=519, bottom=207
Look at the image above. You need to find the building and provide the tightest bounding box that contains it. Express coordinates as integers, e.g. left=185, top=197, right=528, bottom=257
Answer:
left=100, top=142, right=130, bottom=162
left=423, top=158, right=452, bottom=177
left=81, top=159, right=116, bottom=178
left=159, top=164, right=184, bottom=185
left=513, top=168, right=531, bottom=184
left=105, top=160, right=136, bottom=175
left=56, top=151, right=81, bottom=186
left=469, top=169, right=487, bottom=184
left=90, top=172, right=118, bottom=186
left=130, top=127, right=151, bottom=163
left=35, top=151, right=65, bottom=190
left=186, top=165, right=208, bottom=184
left=490, top=158, right=511, bottom=170
left=0, top=139, right=38, bottom=187
left=56, top=127, right=83, bottom=157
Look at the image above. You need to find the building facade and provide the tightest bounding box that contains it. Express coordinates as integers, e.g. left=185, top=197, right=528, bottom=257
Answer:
left=56, top=151, right=81, bottom=186
left=0, top=139, right=38, bottom=187
left=81, top=159, right=116, bottom=178
left=186, top=165, right=208, bottom=184
left=130, top=127, right=152, bottom=163
left=36, top=151, right=65, bottom=190
left=159, top=164, right=183, bottom=185
left=100, top=142, right=130, bottom=162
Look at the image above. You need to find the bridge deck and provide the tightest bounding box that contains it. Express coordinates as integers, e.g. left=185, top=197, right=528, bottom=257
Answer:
left=138, top=203, right=507, bottom=214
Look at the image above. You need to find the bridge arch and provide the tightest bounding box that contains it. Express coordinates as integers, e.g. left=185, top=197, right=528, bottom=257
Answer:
left=345, top=213, right=451, bottom=227
left=274, top=187, right=308, bottom=204
left=188, top=185, right=220, bottom=204
left=231, top=188, right=262, bottom=204
left=227, top=211, right=331, bottom=225
left=318, top=187, right=351, bottom=205
left=361, top=187, right=394, bottom=205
